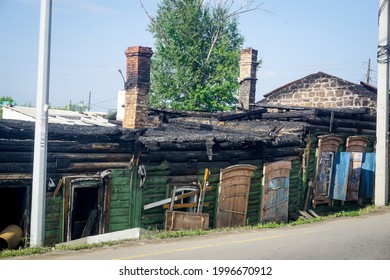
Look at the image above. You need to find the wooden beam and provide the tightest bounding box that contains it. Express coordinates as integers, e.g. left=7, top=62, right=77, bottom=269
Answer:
left=144, top=187, right=212, bottom=210
left=163, top=202, right=210, bottom=209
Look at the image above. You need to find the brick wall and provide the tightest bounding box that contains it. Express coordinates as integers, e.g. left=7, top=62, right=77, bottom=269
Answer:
left=259, top=72, right=377, bottom=110
left=123, top=46, right=153, bottom=129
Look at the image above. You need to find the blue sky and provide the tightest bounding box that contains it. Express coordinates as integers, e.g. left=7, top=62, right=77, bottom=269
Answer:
left=0, top=0, right=379, bottom=112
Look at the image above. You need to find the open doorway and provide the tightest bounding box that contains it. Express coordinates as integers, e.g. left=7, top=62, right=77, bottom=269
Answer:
left=0, top=184, right=30, bottom=247
left=63, top=176, right=107, bottom=241
left=0, top=186, right=29, bottom=239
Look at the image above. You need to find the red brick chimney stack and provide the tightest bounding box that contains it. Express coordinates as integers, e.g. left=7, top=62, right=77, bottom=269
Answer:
left=123, top=46, right=153, bottom=129
left=238, top=48, right=258, bottom=111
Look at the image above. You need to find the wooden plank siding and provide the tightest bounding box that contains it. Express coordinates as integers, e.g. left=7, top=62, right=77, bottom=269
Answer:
left=44, top=194, right=63, bottom=245
left=246, top=167, right=263, bottom=225
left=141, top=162, right=170, bottom=230
left=108, top=169, right=132, bottom=232
left=288, top=159, right=305, bottom=218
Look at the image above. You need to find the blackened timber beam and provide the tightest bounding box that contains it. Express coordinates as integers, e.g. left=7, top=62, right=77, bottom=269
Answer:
left=150, top=109, right=223, bottom=119
left=145, top=149, right=264, bottom=163
left=260, top=109, right=314, bottom=120
left=304, top=116, right=376, bottom=130
left=0, top=151, right=132, bottom=163
left=314, top=108, right=371, bottom=119
left=252, top=104, right=309, bottom=111
left=218, top=108, right=267, bottom=121
left=264, top=146, right=304, bottom=157
left=0, top=138, right=134, bottom=153
left=307, top=124, right=376, bottom=135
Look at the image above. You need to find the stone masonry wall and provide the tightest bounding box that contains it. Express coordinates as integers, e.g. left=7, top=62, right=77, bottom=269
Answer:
left=239, top=48, right=258, bottom=111
left=259, top=73, right=377, bottom=110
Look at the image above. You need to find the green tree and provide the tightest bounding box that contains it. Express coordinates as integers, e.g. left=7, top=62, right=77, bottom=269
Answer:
left=0, top=96, right=16, bottom=119
left=0, top=96, right=15, bottom=105
left=145, top=0, right=260, bottom=112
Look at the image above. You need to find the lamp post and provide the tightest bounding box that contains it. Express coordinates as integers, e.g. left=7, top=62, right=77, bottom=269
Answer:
left=118, top=69, right=126, bottom=90
left=31, top=0, right=52, bottom=247
left=375, top=0, right=390, bottom=207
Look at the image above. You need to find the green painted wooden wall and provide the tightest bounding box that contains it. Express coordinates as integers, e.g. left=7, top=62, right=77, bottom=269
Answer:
left=44, top=195, right=63, bottom=245
left=246, top=166, right=263, bottom=225
left=288, top=159, right=305, bottom=217
left=141, top=162, right=170, bottom=230
left=109, top=168, right=142, bottom=232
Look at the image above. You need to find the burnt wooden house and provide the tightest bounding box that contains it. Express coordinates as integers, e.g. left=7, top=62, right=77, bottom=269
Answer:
left=0, top=106, right=379, bottom=246
left=0, top=46, right=382, bottom=247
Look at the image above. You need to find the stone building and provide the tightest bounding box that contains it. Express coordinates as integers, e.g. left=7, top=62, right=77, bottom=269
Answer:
left=257, top=72, right=377, bottom=111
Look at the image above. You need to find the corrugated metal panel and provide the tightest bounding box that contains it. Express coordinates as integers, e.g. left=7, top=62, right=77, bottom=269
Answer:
left=331, top=152, right=351, bottom=201
left=360, top=153, right=376, bottom=199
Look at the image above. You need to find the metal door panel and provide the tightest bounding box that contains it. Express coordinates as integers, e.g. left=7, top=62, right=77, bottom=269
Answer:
left=360, top=153, right=376, bottom=199
left=331, top=152, right=351, bottom=201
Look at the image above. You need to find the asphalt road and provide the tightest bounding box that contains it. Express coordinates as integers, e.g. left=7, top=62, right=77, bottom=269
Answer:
left=14, top=207, right=390, bottom=260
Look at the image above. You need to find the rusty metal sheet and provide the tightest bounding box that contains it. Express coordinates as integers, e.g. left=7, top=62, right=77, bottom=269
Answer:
left=331, top=152, right=351, bottom=201
left=216, top=164, right=256, bottom=228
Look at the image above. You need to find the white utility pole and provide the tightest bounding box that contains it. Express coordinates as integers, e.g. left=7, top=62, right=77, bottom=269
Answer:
left=30, top=0, right=52, bottom=247
left=375, top=0, right=390, bottom=207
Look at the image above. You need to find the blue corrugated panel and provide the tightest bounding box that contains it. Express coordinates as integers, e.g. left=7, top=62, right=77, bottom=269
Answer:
left=331, top=152, right=351, bottom=201
left=360, top=153, right=376, bottom=199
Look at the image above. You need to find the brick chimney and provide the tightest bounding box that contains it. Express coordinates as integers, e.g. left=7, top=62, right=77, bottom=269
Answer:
left=123, top=46, right=153, bottom=129
left=238, top=48, right=258, bottom=111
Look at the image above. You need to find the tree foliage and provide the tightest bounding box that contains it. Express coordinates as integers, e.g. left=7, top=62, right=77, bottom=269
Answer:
left=146, top=0, right=251, bottom=112
left=0, top=96, right=16, bottom=119
left=0, top=96, right=15, bottom=104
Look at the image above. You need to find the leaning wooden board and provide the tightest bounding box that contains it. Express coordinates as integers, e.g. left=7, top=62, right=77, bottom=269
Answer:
left=165, top=211, right=209, bottom=231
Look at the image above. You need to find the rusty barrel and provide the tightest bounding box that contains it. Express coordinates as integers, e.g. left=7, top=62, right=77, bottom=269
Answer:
left=0, top=225, right=23, bottom=250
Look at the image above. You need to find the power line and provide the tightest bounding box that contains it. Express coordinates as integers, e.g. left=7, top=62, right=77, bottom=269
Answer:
left=90, top=96, right=117, bottom=106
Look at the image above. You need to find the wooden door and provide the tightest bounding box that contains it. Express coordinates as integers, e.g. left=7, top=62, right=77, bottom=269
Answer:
left=314, top=151, right=334, bottom=204
left=260, top=161, right=291, bottom=224
left=346, top=152, right=363, bottom=201
left=313, top=135, right=342, bottom=208
left=216, top=164, right=256, bottom=228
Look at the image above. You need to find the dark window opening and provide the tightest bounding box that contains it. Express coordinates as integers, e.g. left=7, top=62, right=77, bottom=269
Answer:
left=0, top=186, right=28, bottom=233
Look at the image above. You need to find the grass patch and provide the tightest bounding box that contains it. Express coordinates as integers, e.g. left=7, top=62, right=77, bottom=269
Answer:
left=153, top=228, right=208, bottom=239
left=0, top=246, right=52, bottom=259
left=55, top=240, right=124, bottom=252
